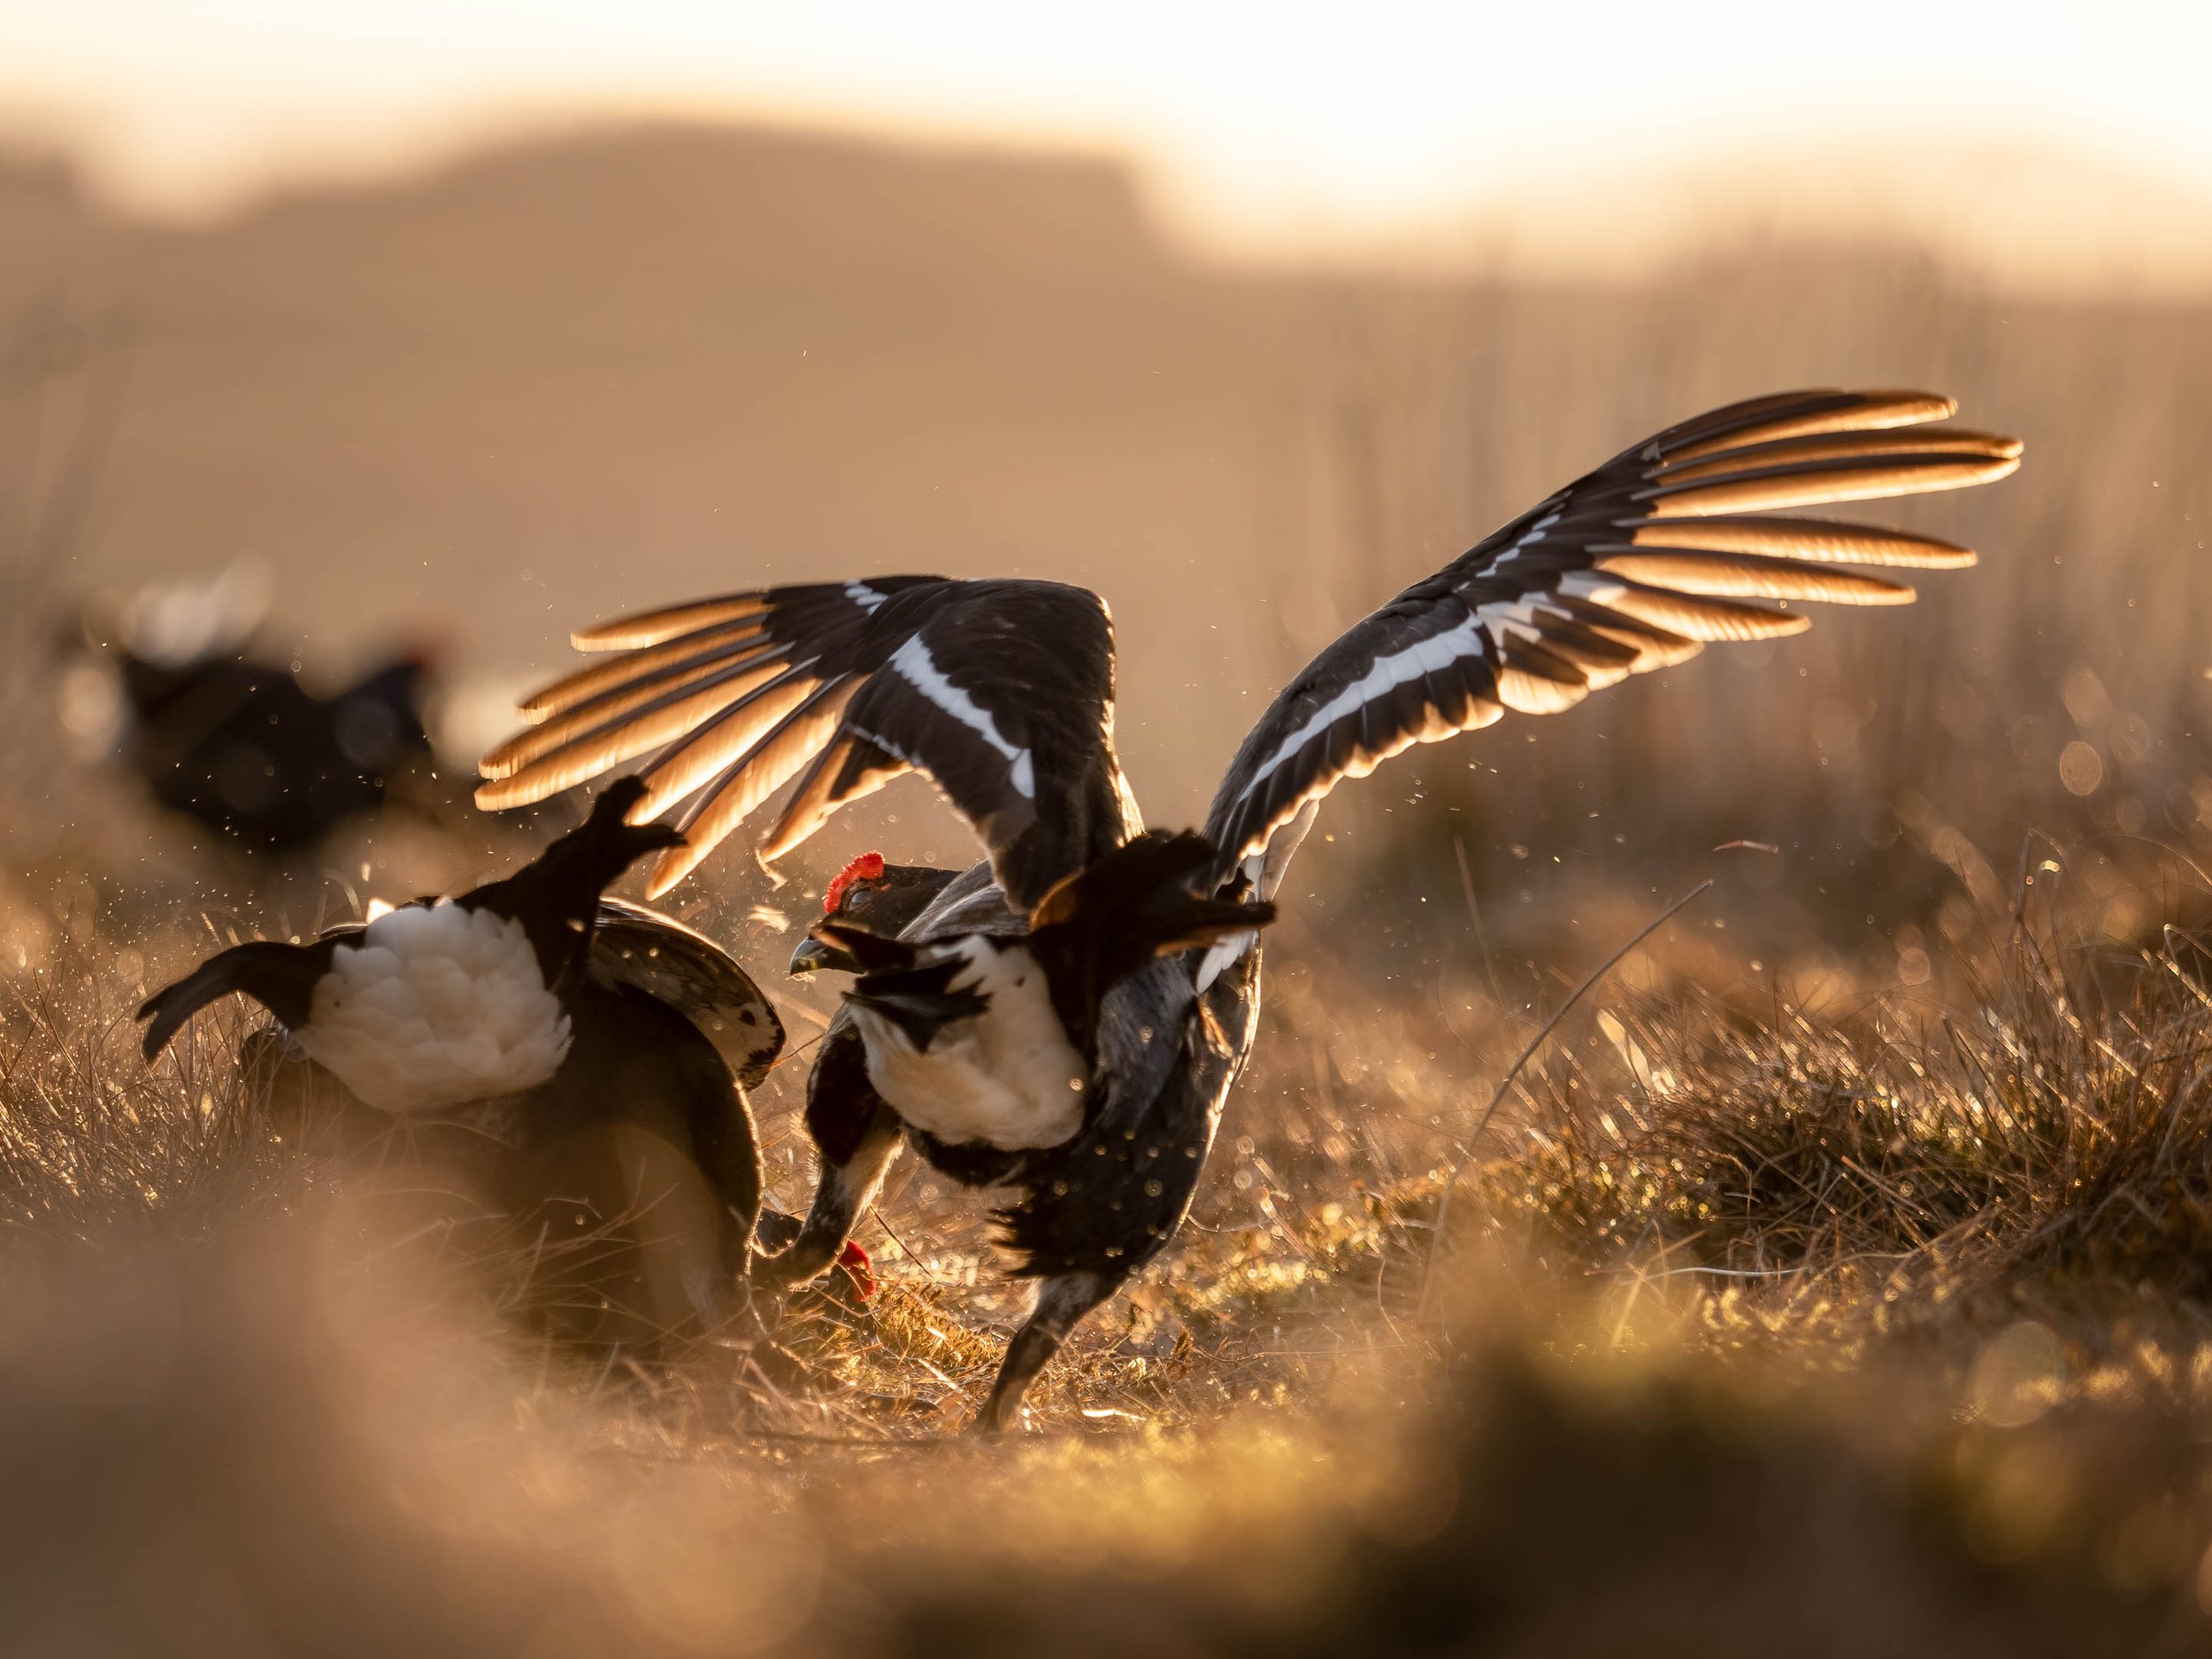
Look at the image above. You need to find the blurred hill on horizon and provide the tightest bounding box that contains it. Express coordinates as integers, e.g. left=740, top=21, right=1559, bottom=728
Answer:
left=6, top=118, right=2211, bottom=964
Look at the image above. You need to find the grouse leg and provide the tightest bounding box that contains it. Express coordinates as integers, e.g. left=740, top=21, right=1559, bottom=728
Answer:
left=757, top=1097, right=902, bottom=1287
left=971, top=1269, right=1124, bottom=1434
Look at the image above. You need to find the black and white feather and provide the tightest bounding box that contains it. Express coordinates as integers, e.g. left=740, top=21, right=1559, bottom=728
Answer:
left=137, top=779, right=687, bottom=1110
left=1201, top=388, right=2019, bottom=887
left=217, top=893, right=786, bottom=1102
left=477, top=578, right=1141, bottom=910
left=811, top=831, right=1270, bottom=1156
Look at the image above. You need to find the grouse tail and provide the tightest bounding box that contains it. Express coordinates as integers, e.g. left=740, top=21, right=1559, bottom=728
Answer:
left=137, top=939, right=329, bottom=1060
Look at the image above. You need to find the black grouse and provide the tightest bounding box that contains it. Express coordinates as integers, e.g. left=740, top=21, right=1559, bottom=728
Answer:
left=139, top=778, right=789, bottom=1344
left=475, top=388, right=2022, bottom=1427
left=88, top=596, right=437, bottom=850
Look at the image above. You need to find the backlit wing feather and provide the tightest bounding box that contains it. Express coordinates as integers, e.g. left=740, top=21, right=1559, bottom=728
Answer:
left=1202, top=388, right=2019, bottom=886
left=478, top=579, right=1138, bottom=909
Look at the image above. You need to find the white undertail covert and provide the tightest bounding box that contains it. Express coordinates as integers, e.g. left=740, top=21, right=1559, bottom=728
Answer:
left=298, top=901, right=572, bottom=1114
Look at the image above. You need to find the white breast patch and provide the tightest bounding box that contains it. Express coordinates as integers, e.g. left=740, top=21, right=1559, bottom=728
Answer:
left=848, top=935, right=1087, bottom=1151
left=298, top=901, right=572, bottom=1115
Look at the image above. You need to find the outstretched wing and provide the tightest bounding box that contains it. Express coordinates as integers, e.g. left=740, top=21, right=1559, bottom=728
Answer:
left=477, top=578, right=1139, bottom=909
left=1202, top=388, right=2019, bottom=887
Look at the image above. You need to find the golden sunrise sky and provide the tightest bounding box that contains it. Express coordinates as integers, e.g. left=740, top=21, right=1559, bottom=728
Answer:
left=4, top=2, right=2210, bottom=284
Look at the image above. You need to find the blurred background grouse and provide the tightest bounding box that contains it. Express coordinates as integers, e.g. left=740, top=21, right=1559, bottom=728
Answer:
left=66, top=565, right=439, bottom=852
left=477, top=388, right=2021, bottom=1428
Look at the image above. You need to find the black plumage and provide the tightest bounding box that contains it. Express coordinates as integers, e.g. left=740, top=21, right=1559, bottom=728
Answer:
left=477, top=578, right=1136, bottom=905
left=110, top=641, right=436, bottom=851
left=141, top=780, right=788, bottom=1345
left=1200, top=390, right=2018, bottom=882
left=477, top=388, right=2021, bottom=1428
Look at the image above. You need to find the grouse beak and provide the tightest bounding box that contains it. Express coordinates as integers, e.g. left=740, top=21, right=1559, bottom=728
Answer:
left=788, top=933, right=860, bottom=978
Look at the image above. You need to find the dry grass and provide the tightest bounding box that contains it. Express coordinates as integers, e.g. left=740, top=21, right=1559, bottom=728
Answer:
left=12, top=854, right=2212, bottom=1651
left=1491, top=922, right=2212, bottom=1323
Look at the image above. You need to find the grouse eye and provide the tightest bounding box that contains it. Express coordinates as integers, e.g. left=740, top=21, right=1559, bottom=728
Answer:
left=846, top=886, right=872, bottom=911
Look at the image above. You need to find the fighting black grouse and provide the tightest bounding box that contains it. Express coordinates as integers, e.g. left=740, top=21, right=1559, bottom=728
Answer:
left=139, top=778, right=792, bottom=1343
left=475, top=388, right=2022, bottom=1427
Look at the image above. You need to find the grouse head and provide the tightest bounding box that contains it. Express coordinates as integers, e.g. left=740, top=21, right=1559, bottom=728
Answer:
left=787, top=851, right=961, bottom=977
